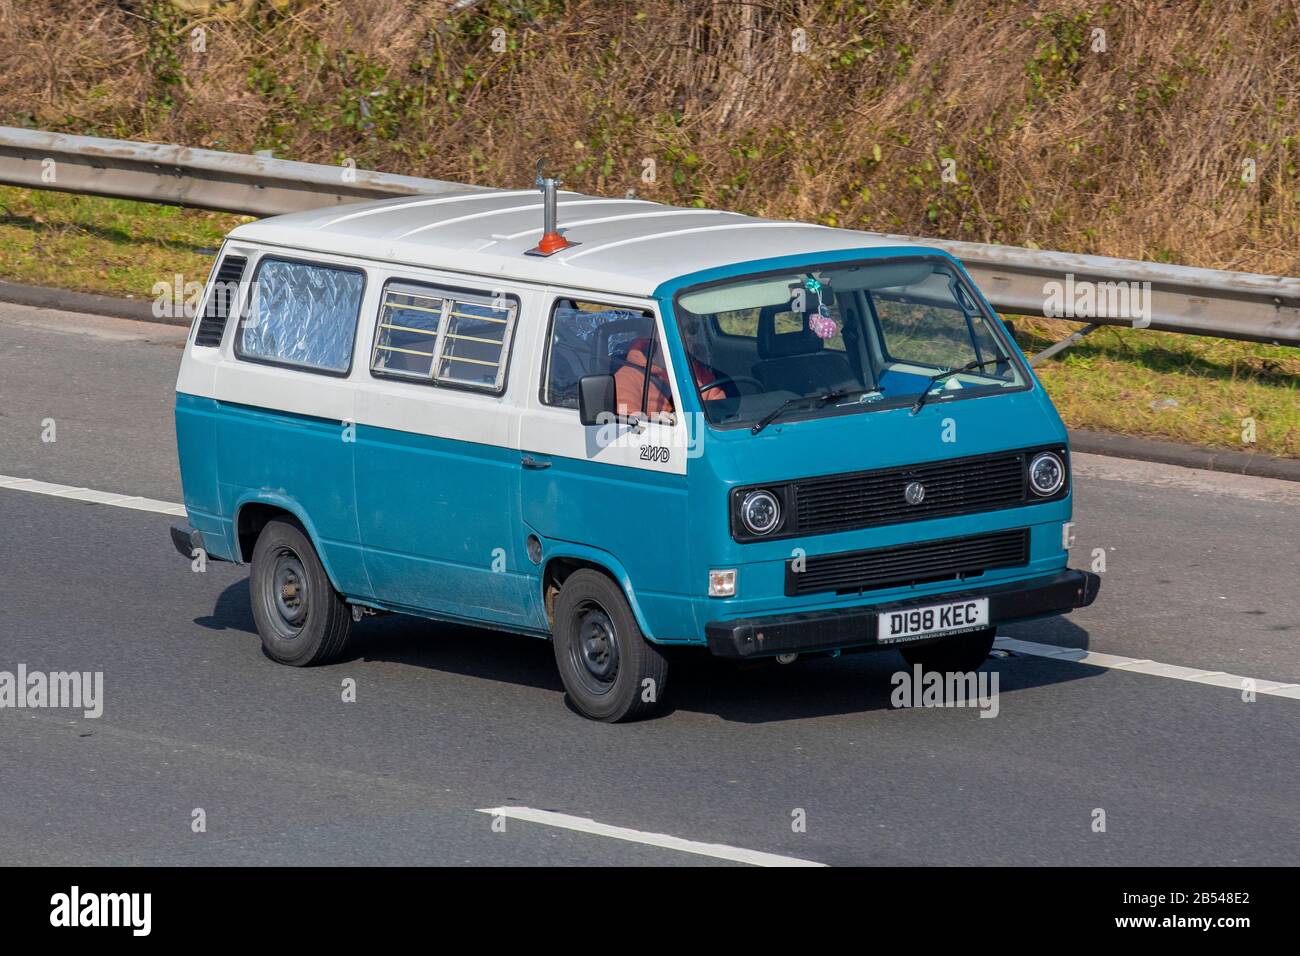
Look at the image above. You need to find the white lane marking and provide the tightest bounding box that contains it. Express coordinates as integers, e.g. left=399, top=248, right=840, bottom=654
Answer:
left=996, top=637, right=1300, bottom=699
left=0, top=474, right=184, bottom=517
left=476, top=806, right=826, bottom=867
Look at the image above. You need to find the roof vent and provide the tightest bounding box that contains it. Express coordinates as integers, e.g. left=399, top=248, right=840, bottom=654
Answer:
left=527, top=158, right=571, bottom=256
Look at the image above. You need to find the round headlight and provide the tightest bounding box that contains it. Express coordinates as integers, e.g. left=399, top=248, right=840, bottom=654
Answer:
left=740, top=489, right=781, bottom=535
left=1028, top=452, right=1066, bottom=496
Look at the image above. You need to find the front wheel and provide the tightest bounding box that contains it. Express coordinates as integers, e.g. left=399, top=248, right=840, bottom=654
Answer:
left=249, top=517, right=354, bottom=667
left=899, top=627, right=996, bottom=673
left=552, top=569, right=668, bottom=722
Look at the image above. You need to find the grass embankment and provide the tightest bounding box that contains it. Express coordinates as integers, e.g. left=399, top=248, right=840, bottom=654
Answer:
left=1, top=185, right=1294, bottom=458
left=0, top=186, right=240, bottom=297
left=1014, top=318, right=1298, bottom=458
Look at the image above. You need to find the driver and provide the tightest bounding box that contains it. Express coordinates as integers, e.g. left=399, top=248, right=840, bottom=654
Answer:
left=614, top=319, right=731, bottom=419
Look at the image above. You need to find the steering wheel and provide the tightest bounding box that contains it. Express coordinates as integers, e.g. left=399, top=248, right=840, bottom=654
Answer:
left=705, top=374, right=765, bottom=395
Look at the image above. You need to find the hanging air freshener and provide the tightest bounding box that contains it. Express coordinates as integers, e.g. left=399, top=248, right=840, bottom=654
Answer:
left=804, top=275, right=838, bottom=340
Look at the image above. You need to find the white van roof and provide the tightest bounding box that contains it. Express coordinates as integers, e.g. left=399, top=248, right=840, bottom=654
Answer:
left=227, top=187, right=926, bottom=298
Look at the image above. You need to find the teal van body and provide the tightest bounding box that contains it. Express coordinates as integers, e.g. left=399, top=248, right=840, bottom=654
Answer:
left=173, top=188, right=1098, bottom=720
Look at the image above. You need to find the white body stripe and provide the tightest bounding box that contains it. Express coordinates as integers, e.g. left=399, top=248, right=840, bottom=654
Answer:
left=179, top=244, right=689, bottom=476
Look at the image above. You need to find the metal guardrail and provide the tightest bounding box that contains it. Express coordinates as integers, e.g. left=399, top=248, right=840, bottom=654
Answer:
left=0, top=127, right=482, bottom=217
left=1, top=126, right=1297, bottom=347
left=919, top=237, right=1300, bottom=350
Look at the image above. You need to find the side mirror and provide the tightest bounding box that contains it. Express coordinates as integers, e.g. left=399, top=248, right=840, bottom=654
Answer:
left=578, top=374, right=617, bottom=426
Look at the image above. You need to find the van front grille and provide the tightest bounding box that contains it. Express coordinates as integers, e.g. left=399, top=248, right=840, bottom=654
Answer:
left=793, top=451, right=1028, bottom=535
left=785, top=529, right=1030, bottom=596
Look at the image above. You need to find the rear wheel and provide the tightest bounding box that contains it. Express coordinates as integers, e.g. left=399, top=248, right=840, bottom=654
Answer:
left=249, top=517, right=354, bottom=666
left=552, top=569, right=668, bottom=722
left=900, top=627, right=996, bottom=674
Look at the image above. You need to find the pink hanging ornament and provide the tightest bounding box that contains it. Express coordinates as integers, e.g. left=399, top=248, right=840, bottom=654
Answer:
left=810, top=313, right=838, bottom=340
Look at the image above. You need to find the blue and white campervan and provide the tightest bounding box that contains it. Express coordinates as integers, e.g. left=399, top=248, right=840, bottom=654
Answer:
left=173, top=179, right=1099, bottom=721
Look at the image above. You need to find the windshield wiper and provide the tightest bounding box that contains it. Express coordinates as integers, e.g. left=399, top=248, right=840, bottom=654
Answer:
left=909, top=358, right=1008, bottom=415
left=751, top=387, right=878, bottom=435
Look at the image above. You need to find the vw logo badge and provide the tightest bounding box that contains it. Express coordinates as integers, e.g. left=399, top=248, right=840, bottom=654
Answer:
left=904, top=481, right=926, bottom=505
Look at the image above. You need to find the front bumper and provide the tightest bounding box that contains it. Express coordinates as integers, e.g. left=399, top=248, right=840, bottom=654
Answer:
left=705, top=569, right=1100, bottom=659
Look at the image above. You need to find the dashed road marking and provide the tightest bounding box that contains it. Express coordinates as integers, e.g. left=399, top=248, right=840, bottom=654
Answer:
left=996, top=637, right=1300, bottom=699
left=476, top=806, right=826, bottom=867
left=0, top=474, right=184, bottom=517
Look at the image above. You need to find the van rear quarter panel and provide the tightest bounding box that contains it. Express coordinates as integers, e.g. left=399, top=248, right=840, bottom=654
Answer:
left=211, top=401, right=370, bottom=596
left=174, top=394, right=228, bottom=557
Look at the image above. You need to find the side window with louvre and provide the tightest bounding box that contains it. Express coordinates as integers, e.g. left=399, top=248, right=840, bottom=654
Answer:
left=370, top=280, right=518, bottom=394
left=193, top=254, right=247, bottom=347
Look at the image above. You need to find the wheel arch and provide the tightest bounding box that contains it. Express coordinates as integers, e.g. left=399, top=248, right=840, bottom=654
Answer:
left=540, top=545, right=657, bottom=641
left=232, top=493, right=345, bottom=592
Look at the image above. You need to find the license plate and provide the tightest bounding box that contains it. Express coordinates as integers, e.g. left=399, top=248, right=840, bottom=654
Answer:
left=877, top=597, right=989, bottom=643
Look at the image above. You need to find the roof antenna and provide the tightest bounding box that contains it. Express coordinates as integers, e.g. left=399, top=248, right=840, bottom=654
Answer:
left=527, top=157, right=572, bottom=256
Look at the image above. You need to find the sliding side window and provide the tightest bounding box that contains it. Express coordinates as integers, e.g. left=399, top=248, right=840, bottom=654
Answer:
left=371, top=280, right=518, bottom=394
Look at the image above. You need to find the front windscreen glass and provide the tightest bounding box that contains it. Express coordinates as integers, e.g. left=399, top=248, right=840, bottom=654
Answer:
left=672, top=257, right=1027, bottom=428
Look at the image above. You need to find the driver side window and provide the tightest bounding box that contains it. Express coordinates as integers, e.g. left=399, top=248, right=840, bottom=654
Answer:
left=542, top=299, right=674, bottom=419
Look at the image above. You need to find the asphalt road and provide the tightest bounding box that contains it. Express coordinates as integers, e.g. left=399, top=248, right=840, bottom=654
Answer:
left=0, top=303, right=1297, bottom=866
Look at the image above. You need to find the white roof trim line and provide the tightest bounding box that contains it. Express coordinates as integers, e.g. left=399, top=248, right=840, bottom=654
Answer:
left=558, top=220, right=826, bottom=263
left=490, top=208, right=724, bottom=243
left=320, top=189, right=537, bottom=229
left=393, top=198, right=645, bottom=241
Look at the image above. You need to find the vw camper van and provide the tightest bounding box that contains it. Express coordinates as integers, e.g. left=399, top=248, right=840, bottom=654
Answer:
left=172, top=180, right=1099, bottom=721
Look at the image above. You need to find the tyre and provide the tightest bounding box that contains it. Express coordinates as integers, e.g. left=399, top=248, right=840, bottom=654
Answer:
left=900, top=627, right=996, bottom=674
left=249, top=517, right=354, bottom=667
left=552, top=569, right=668, bottom=722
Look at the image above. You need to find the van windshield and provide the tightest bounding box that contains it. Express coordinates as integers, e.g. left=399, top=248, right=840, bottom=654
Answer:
left=672, top=257, right=1027, bottom=429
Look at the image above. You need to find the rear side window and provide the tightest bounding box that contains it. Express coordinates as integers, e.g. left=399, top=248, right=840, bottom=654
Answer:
left=236, top=258, right=364, bottom=374
left=371, top=280, right=518, bottom=393
left=542, top=299, right=674, bottom=419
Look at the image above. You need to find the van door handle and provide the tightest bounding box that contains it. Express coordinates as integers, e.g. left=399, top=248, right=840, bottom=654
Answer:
left=521, top=455, right=551, bottom=470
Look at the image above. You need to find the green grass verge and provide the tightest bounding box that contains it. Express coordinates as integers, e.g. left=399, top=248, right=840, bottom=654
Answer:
left=0, top=186, right=243, bottom=298
left=0, top=186, right=1295, bottom=458
left=1014, top=317, right=1298, bottom=459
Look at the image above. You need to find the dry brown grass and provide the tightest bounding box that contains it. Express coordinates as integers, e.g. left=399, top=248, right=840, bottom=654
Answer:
left=0, top=0, right=1297, bottom=274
